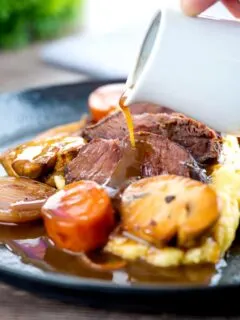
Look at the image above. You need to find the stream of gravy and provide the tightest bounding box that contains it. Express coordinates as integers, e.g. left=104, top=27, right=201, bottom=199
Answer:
left=119, top=95, right=135, bottom=148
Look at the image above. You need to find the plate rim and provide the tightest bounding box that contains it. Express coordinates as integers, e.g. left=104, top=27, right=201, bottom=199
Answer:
left=0, top=78, right=239, bottom=295
left=0, top=260, right=234, bottom=294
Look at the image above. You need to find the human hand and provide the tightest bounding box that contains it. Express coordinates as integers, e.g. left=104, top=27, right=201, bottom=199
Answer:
left=181, top=0, right=240, bottom=17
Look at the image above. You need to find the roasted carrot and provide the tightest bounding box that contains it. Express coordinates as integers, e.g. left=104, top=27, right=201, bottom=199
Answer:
left=88, top=83, right=125, bottom=122
left=42, top=180, right=115, bottom=252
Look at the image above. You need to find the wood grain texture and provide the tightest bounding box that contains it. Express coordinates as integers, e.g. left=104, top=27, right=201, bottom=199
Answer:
left=0, top=282, right=237, bottom=320
left=0, top=283, right=165, bottom=320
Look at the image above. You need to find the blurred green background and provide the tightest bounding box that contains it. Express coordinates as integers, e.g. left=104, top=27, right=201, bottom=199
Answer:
left=0, top=0, right=83, bottom=49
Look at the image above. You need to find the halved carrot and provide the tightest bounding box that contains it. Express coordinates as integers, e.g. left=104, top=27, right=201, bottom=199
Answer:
left=88, top=83, right=125, bottom=122
left=42, top=180, right=115, bottom=252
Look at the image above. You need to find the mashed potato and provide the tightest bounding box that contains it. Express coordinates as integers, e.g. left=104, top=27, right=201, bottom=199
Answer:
left=105, top=136, right=240, bottom=267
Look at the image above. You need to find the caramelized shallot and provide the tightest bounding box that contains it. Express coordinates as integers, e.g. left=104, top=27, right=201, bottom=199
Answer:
left=0, top=177, right=55, bottom=223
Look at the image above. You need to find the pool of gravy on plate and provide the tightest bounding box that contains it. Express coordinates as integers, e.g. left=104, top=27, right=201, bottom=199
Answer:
left=1, top=223, right=217, bottom=285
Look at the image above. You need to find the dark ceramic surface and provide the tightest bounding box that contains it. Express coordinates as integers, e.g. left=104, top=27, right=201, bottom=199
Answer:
left=0, top=80, right=240, bottom=313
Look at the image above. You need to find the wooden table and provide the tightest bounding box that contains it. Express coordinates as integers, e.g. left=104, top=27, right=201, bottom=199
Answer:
left=0, top=44, right=236, bottom=320
left=0, top=283, right=169, bottom=320
left=0, top=44, right=88, bottom=93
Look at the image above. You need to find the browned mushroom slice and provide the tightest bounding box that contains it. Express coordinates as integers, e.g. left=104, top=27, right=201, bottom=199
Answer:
left=121, top=175, right=220, bottom=248
left=0, top=177, right=55, bottom=223
left=0, top=136, right=85, bottom=183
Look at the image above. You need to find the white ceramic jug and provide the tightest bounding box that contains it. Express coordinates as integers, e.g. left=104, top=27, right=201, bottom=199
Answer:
left=124, top=8, right=240, bottom=134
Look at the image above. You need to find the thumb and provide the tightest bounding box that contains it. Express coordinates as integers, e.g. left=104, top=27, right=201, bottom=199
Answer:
left=222, top=0, right=240, bottom=18
left=181, top=0, right=219, bottom=16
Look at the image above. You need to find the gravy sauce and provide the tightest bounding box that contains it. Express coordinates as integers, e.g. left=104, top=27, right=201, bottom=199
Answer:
left=119, top=95, right=135, bottom=148
left=109, top=135, right=153, bottom=189
left=1, top=223, right=218, bottom=285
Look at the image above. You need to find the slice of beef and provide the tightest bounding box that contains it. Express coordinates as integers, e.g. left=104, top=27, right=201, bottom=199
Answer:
left=156, top=113, right=222, bottom=164
left=65, top=139, right=123, bottom=185
left=83, top=112, right=128, bottom=141
left=130, top=103, right=173, bottom=115
left=136, top=132, right=203, bottom=180
left=83, top=112, right=221, bottom=163
left=65, top=132, right=205, bottom=188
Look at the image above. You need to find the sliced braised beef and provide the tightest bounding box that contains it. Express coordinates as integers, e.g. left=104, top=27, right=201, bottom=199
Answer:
left=65, top=132, right=205, bottom=189
left=83, top=112, right=128, bottom=141
left=135, top=132, right=204, bottom=180
left=65, top=139, right=123, bottom=185
left=83, top=112, right=222, bottom=163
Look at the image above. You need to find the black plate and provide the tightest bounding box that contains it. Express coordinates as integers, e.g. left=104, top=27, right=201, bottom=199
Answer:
left=0, top=80, right=240, bottom=315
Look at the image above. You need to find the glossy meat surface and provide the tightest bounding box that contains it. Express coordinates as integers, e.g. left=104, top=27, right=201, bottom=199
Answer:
left=65, top=132, right=205, bottom=189
left=83, top=112, right=222, bottom=163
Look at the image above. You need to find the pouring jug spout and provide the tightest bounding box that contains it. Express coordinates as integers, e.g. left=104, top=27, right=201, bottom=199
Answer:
left=125, top=8, right=240, bottom=135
